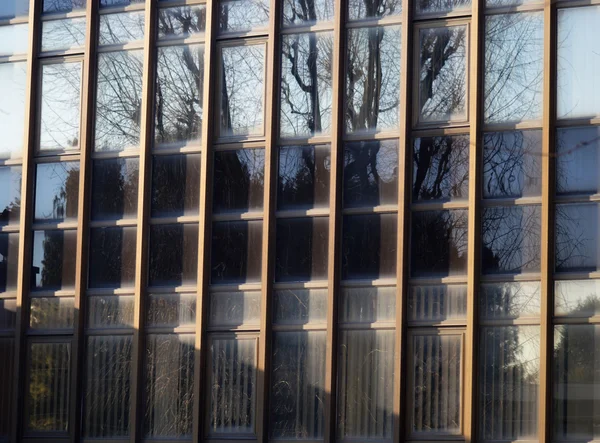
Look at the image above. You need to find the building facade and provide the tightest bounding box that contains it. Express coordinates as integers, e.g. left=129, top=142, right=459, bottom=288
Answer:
left=0, top=0, right=599, bottom=441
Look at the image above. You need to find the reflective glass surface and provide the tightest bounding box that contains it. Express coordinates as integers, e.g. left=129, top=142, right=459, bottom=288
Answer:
left=0, top=62, right=27, bottom=159
left=213, top=149, right=264, bottom=213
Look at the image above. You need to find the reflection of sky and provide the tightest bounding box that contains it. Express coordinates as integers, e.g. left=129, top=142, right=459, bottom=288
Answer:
left=0, top=23, right=29, bottom=56
left=41, top=17, right=87, bottom=52
left=0, top=62, right=27, bottom=158
left=556, top=127, right=600, bottom=195
left=555, top=280, right=600, bottom=316
left=99, top=11, right=145, bottom=46
left=35, top=162, right=79, bottom=220
left=0, top=1, right=29, bottom=19
left=0, top=167, right=21, bottom=214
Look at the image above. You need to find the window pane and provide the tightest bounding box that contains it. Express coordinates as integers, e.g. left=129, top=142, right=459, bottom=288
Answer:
left=43, top=0, right=85, bottom=13
left=89, top=227, right=137, bottom=289
left=348, top=0, right=401, bottom=20
left=0, top=338, right=15, bottom=439
left=0, top=299, right=16, bottom=329
left=0, top=233, right=19, bottom=293
left=283, top=0, right=333, bottom=26
left=219, top=43, right=265, bottom=137
left=557, top=6, right=600, bottom=119
left=0, top=62, right=27, bottom=159
left=147, top=293, right=196, bottom=328
left=144, top=334, right=194, bottom=438
left=39, top=62, right=82, bottom=152
left=209, top=336, right=257, bottom=435
left=340, top=287, right=396, bottom=323
left=344, top=140, right=398, bottom=208
left=0, top=166, right=21, bottom=227
left=484, top=12, right=543, bottom=123
left=84, top=335, right=132, bottom=438
left=408, top=284, right=467, bottom=322
left=280, top=32, right=333, bottom=137
left=29, top=297, right=74, bottom=329
left=342, top=214, right=397, bottom=280
left=411, top=210, right=468, bottom=277
left=338, top=330, right=394, bottom=439
left=481, top=282, right=540, bottom=320
left=32, top=230, right=77, bottom=291
left=0, top=0, right=28, bottom=19
left=413, top=135, right=469, bottom=202
left=418, top=25, right=467, bottom=123
left=273, top=289, right=327, bottom=325
left=213, top=149, right=264, bottom=213
left=555, top=280, right=600, bottom=317
left=486, top=0, right=540, bottom=7
left=482, top=205, right=541, bottom=274
left=99, top=11, right=145, bottom=45
left=211, top=221, right=263, bottom=284
left=158, top=5, right=206, bottom=39
left=411, top=334, right=462, bottom=435
left=95, top=50, right=144, bottom=151
left=275, top=217, right=328, bottom=282
left=556, top=203, right=600, bottom=272
left=270, top=331, right=326, bottom=439
left=483, top=130, right=542, bottom=198
left=556, top=126, right=600, bottom=196
left=34, top=162, right=80, bottom=222
left=0, top=24, right=29, bottom=56
left=87, top=296, right=134, bottom=329
left=91, top=158, right=138, bottom=220
left=218, top=0, right=269, bottom=33
left=151, top=154, right=201, bottom=217
left=209, top=291, right=261, bottom=327
left=479, top=326, right=539, bottom=440
left=101, top=0, right=143, bottom=6
left=155, top=44, right=204, bottom=145
left=41, top=18, right=86, bottom=52
left=416, top=0, right=470, bottom=15
left=278, top=145, right=330, bottom=210
left=346, top=26, right=401, bottom=133
left=148, top=224, right=198, bottom=287
left=27, top=342, right=71, bottom=432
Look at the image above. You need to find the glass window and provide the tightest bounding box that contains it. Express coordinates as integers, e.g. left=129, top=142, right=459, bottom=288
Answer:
left=0, top=299, right=17, bottom=329
left=211, top=220, right=263, bottom=284
left=155, top=44, right=204, bottom=145
left=39, top=62, right=82, bottom=152
left=413, top=135, right=469, bottom=202
left=556, top=126, right=600, bottom=196
left=283, top=0, right=333, bottom=26
left=0, top=166, right=22, bottom=226
left=0, top=338, right=15, bottom=439
left=486, top=0, right=540, bottom=7
left=555, top=280, right=600, bottom=318
left=556, top=203, right=600, bottom=272
left=158, top=5, right=206, bottom=39
left=0, top=62, right=27, bottom=159
left=418, top=25, right=467, bottom=124
left=87, top=295, right=134, bottom=329
left=275, top=217, right=328, bottom=282
left=91, top=158, right=138, bottom=221
left=218, top=0, right=269, bottom=33
left=219, top=43, right=265, bottom=137
left=0, top=24, right=29, bottom=56
left=480, top=282, right=540, bottom=319
left=416, top=0, right=470, bottom=15
left=29, top=297, right=74, bottom=329
left=341, top=214, right=397, bottom=280
left=270, top=331, right=326, bottom=439
left=484, top=12, right=543, bottom=123
left=43, top=0, right=86, bottom=13
left=557, top=6, right=600, bottom=119
left=34, top=162, right=80, bottom=222
left=148, top=224, right=198, bottom=287
left=95, top=50, right=144, bottom=152
left=0, top=233, right=19, bottom=294
left=41, top=18, right=86, bottom=52
left=0, top=0, right=29, bottom=19
left=99, top=11, right=145, bottom=45
left=280, top=32, right=333, bottom=138
left=213, top=149, right=264, bottom=213
left=339, top=286, right=396, bottom=324
left=408, top=284, right=467, bottom=322
left=31, top=230, right=77, bottom=291
left=209, top=291, right=261, bottom=327
left=346, top=26, right=401, bottom=134
left=411, top=210, right=468, bottom=277
left=100, top=0, right=143, bottom=6
left=273, top=288, right=327, bottom=325
left=147, top=293, right=196, bottom=328
left=479, top=326, right=539, bottom=440
left=88, top=227, right=137, bottom=289
left=151, top=154, right=201, bottom=217
left=348, top=0, right=401, bottom=20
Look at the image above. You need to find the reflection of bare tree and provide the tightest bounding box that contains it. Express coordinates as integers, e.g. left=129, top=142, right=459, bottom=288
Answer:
left=555, top=203, right=597, bottom=272
left=43, top=0, right=85, bottom=13
left=283, top=0, right=333, bottom=25
left=348, top=0, right=401, bottom=20
left=218, top=0, right=269, bottom=32
left=213, top=150, right=265, bottom=212
left=416, top=0, right=470, bottom=14
left=158, top=5, right=206, bottom=38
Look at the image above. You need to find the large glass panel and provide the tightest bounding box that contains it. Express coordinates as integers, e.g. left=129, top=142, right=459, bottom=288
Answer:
left=100, top=0, right=144, bottom=6
left=29, top=297, right=74, bottom=329
left=273, top=289, right=327, bottom=325
left=418, top=25, right=467, bottom=124
left=88, top=227, right=136, bottom=289
left=26, top=342, right=71, bottom=433
left=0, top=299, right=16, bottom=329
left=0, top=233, right=19, bottom=293
left=555, top=280, right=600, bottom=317
left=43, top=0, right=85, bottom=13
left=209, top=291, right=261, bottom=327
left=31, top=230, right=77, bottom=291
left=39, top=62, right=82, bottom=152
left=480, top=282, right=540, bottom=320
left=341, top=214, right=397, bottom=280
left=348, top=0, right=401, bottom=20
left=556, top=126, right=600, bottom=196
left=219, top=43, right=265, bottom=137
left=84, top=335, right=132, bottom=438
left=486, top=0, right=540, bottom=7
left=155, top=44, right=204, bottom=145
left=0, top=62, right=27, bottom=159
left=87, top=295, right=134, bottom=329
left=338, top=330, right=395, bottom=439
left=0, top=166, right=22, bottom=226
left=413, top=135, right=469, bottom=202
left=95, top=50, right=144, bottom=151
left=344, top=140, right=398, bottom=208
left=339, top=287, right=396, bottom=324
left=283, top=0, right=333, bottom=26
left=479, top=326, right=539, bottom=440
left=99, top=11, right=145, bottom=45
left=270, top=331, right=326, bottom=439
left=0, top=24, right=29, bottom=56
left=411, top=210, right=468, bottom=277
left=484, top=12, right=543, bottom=123
left=218, top=0, right=269, bottom=33
left=34, top=162, right=80, bottom=222
left=148, top=224, right=198, bottom=287
left=0, top=338, right=15, bottom=439
left=416, top=0, right=470, bottom=15
left=158, top=5, right=206, bottom=39
left=91, top=158, right=138, bottom=220
left=144, top=334, right=194, bottom=439
left=213, top=149, right=264, bottom=213
left=408, top=284, right=467, bottom=322
left=209, top=336, right=257, bottom=436
left=280, top=32, right=333, bottom=138
left=211, top=220, right=262, bottom=284
left=151, top=154, right=201, bottom=217
left=41, top=18, right=86, bottom=52
left=0, top=0, right=29, bottom=19
left=147, top=293, right=196, bottom=328
left=557, top=6, right=600, bottom=119
left=346, top=26, right=401, bottom=134
left=555, top=203, right=600, bottom=272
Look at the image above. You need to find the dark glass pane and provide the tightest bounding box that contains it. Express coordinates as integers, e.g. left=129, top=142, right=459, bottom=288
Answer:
left=147, top=294, right=196, bottom=328
left=209, top=291, right=261, bottom=328
left=0, top=298, right=16, bottom=329
left=100, top=0, right=144, bottom=7
left=0, top=166, right=21, bottom=226
left=95, top=50, right=144, bottom=152
left=0, top=0, right=29, bottom=19
left=413, top=135, right=469, bottom=202
left=0, top=338, right=15, bottom=438
left=346, top=26, right=401, bottom=133
left=41, top=18, right=86, bottom=53
left=483, top=131, right=542, bottom=198
left=218, top=0, right=269, bottom=33
left=213, top=150, right=264, bottom=213
left=29, top=297, right=74, bottom=329
left=151, top=154, right=201, bottom=217
left=411, top=210, right=468, bottom=277
left=416, top=0, right=470, bottom=15
left=0, top=233, right=20, bottom=293
left=480, top=282, right=540, bottom=320
left=275, top=217, right=328, bottom=282
left=211, top=221, right=262, bottom=284
left=283, top=0, right=333, bottom=26
left=43, top=0, right=85, bottom=13
left=0, top=24, right=29, bottom=57
left=31, top=230, right=77, bottom=291
left=343, top=140, right=398, bottom=208
left=340, top=286, right=396, bottom=323
left=556, top=203, right=600, bottom=272
left=408, top=284, right=467, bottom=322
left=280, top=32, right=333, bottom=137
left=91, top=158, right=138, bottom=220
left=99, top=11, right=144, bottom=45
left=87, top=296, right=134, bottom=329
left=158, top=5, right=206, bottom=39
left=341, top=214, right=397, bottom=280
left=0, top=62, right=27, bottom=159
left=348, top=0, right=401, bottom=20
left=273, top=289, right=327, bottom=325
left=148, top=224, right=198, bottom=287
left=556, top=127, right=600, bottom=196
left=34, top=162, right=80, bottom=222
left=89, top=227, right=137, bottom=289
